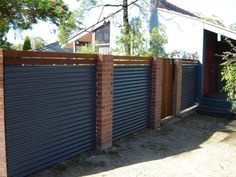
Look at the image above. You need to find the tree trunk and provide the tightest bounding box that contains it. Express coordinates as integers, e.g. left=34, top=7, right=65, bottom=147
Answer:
left=149, top=0, right=159, bottom=33
left=123, top=0, right=131, bottom=55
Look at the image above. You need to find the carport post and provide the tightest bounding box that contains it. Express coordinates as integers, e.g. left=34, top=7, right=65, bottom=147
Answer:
left=150, top=58, right=163, bottom=128
left=173, top=59, right=182, bottom=116
left=0, top=49, right=7, bottom=177
left=96, top=55, right=113, bottom=150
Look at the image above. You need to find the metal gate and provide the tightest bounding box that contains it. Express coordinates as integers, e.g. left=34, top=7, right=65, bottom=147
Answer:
left=181, top=62, right=198, bottom=110
left=5, top=65, right=96, bottom=177
left=113, top=66, right=151, bottom=140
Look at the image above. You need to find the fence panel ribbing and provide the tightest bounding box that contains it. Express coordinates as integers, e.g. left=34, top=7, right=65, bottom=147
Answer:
left=113, top=65, right=151, bottom=140
left=181, top=63, right=198, bottom=110
left=5, top=65, right=96, bottom=177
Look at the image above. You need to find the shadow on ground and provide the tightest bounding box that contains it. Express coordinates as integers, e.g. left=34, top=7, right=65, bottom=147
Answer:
left=29, top=113, right=235, bottom=177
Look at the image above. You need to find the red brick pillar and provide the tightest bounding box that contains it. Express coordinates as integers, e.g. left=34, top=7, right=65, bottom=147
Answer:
left=0, top=50, right=7, bottom=177
left=173, top=59, right=182, bottom=116
left=96, top=55, right=113, bottom=150
left=151, top=58, right=163, bottom=128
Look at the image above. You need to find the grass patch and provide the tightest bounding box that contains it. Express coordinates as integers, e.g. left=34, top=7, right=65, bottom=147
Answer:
left=141, top=141, right=156, bottom=150
left=158, top=145, right=169, bottom=151
left=79, top=160, right=106, bottom=168
left=161, top=127, right=174, bottom=135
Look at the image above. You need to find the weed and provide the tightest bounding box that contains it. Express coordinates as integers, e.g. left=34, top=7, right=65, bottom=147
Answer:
left=141, top=141, right=156, bottom=150
left=158, top=145, right=169, bottom=151
left=161, top=127, right=174, bottom=135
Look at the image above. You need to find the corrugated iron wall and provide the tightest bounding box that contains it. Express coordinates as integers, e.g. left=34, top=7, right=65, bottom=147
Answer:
left=113, top=66, right=151, bottom=140
left=5, top=65, right=96, bottom=177
left=181, top=63, right=198, bottom=110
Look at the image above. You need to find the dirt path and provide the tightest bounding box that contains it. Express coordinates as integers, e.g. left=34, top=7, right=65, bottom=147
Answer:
left=31, top=114, right=236, bottom=177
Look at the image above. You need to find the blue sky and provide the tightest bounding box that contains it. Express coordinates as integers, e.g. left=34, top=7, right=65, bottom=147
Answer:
left=7, top=0, right=236, bottom=44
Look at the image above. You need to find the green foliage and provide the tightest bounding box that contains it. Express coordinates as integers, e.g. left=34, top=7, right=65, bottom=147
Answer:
left=10, top=43, right=23, bottom=50
left=129, top=18, right=147, bottom=56
left=23, top=36, right=32, bottom=50
left=148, top=27, right=168, bottom=57
left=78, top=43, right=97, bottom=54
left=169, top=50, right=199, bottom=59
left=221, top=39, right=236, bottom=112
left=58, top=11, right=78, bottom=44
left=114, top=18, right=167, bottom=57
left=58, top=0, right=98, bottom=44
left=32, top=37, right=46, bottom=49
left=115, top=17, right=147, bottom=56
left=0, top=0, right=76, bottom=48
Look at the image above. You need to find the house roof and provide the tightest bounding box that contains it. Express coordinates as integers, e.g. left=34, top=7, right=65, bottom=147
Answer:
left=204, top=22, right=236, bottom=41
left=66, top=0, right=198, bottom=45
left=157, top=0, right=198, bottom=18
left=158, top=7, right=236, bottom=41
left=35, top=42, right=73, bottom=53
left=66, top=0, right=236, bottom=45
left=66, top=20, right=110, bottom=45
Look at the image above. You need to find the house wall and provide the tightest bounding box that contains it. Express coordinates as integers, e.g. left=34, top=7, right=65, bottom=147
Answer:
left=109, top=6, right=205, bottom=63
left=158, top=9, right=204, bottom=63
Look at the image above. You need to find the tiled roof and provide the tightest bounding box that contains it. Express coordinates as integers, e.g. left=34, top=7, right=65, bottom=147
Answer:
left=158, top=1, right=198, bottom=18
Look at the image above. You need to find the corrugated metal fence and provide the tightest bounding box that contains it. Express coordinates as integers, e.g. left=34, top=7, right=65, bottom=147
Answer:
left=113, top=65, right=151, bottom=140
left=1, top=51, right=200, bottom=177
left=181, top=62, right=199, bottom=110
left=4, top=52, right=97, bottom=177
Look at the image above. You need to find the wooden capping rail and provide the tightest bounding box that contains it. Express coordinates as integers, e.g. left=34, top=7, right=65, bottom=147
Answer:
left=113, top=55, right=152, bottom=65
left=181, top=59, right=199, bottom=64
left=114, top=60, right=152, bottom=64
left=4, top=58, right=96, bottom=65
left=113, top=55, right=152, bottom=60
left=4, top=50, right=97, bottom=59
left=3, top=50, right=97, bottom=65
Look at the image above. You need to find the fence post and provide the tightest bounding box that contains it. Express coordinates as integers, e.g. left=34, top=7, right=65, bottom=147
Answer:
left=0, top=49, right=7, bottom=177
left=150, top=58, right=163, bottom=128
left=173, top=59, right=182, bottom=116
left=96, top=55, right=113, bottom=150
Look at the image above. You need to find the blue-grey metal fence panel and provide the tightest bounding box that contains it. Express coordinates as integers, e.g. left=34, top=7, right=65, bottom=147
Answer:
left=113, top=66, right=151, bottom=140
left=181, top=63, right=198, bottom=110
left=5, top=65, right=96, bottom=177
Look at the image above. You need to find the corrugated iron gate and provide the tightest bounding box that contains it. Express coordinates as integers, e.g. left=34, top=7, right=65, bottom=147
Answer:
left=181, top=63, right=198, bottom=110
left=161, top=60, right=174, bottom=118
left=5, top=65, right=96, bottom=177
left=113, top=66, right=151, bottom=140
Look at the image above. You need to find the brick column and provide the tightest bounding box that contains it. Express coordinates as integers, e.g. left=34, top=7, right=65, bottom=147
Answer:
left=0, top=50, right=7, bottom=177
left=96, top=55, right=113, bottom=150
left=150, top=58, right=163, bottom=128
left=173, top=59, right=182, bottom=116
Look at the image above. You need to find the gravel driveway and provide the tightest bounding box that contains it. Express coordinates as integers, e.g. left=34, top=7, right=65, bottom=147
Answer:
left=30, top=113, right=236, bottom=177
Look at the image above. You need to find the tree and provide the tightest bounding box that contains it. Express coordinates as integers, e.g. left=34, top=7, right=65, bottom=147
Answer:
left=78, top=43, right=97, bottom=54
left=149, top=0, right=160, bottom=32
left=114, top=19, right=167, bottom=57
left=123, top=0, right=131, bottom=55
left=77, top=0, right=164, bottom=55
left=148, top=26, right=167, bottom=57
left=10, top=43, right=23, bottom=50
left=31, top=37, right=46, bottom=49
left=23, top=36, right=32, bottom=50
left=0, top=0, right=76, bottom=48
left=221, top=39, right=236, bottom=113
left=115, top=17, right=147, bottom=56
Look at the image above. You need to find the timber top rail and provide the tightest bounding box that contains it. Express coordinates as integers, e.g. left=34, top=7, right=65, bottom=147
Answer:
left=3, top=50, right=97, bottom=65
left=2, top=50, right=199, bottom=65
left=113, top=55, right=152, bottom=65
